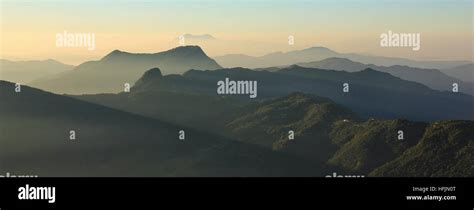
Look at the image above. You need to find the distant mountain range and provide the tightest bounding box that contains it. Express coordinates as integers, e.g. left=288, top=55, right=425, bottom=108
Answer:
left=214, top=46, right=470, bottom=69
left=181, top=33, right=216, bottom=40
left=442, top=63, right=474, bottom=83
left=111, top=66, right=474, bottom=121
left=296, top=57, right=473, bottom=95
left=2, top=45, right=473, bottom=177
left=29, top=46, right=221, bottom=94
left=23, top=46, right=472, bottom=97
left=0, top=59, right=73, bottom=84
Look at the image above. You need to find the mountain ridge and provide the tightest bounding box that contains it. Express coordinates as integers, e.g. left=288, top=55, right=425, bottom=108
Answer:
left=214, top=46, right=470, bottom=69
left=29, top=46, right=222, bottom=94
left=297, top=57, right=473, bottom=95
left=0, top=59, right=74, bottom=84
left=127, top=66, right=474, bottom=121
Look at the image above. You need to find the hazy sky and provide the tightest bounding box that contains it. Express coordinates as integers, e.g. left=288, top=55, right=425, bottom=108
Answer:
left=1, top=0, right=472, bottom=65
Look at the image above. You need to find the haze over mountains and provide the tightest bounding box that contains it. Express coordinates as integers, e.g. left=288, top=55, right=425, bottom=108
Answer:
left=0, top=59, right=73, bottom=84
left=74, top=74, right=474, bottom=177
left=18, top=45, right=472, bottom=98
left=442, top=63, right=474, bottom=83
left=3, top=74, right=470, bottom=177
left=296, top=57, right=474, bottom=95
left=1, top=45, right=473, bottom=177
left=0, top=80, right=323, bottom=176
left=214, top=46, right=471, bottom=69
left=109, top=66, right=473, bottom=121
left=29, top=46, right=221, bottom=94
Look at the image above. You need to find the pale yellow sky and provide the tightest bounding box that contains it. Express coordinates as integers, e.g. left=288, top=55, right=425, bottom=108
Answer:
left=1, top=0, right=472, bottom=65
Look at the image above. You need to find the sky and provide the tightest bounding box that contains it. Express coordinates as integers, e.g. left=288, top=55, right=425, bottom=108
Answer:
left=1, top=0, right=473, bottom=65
